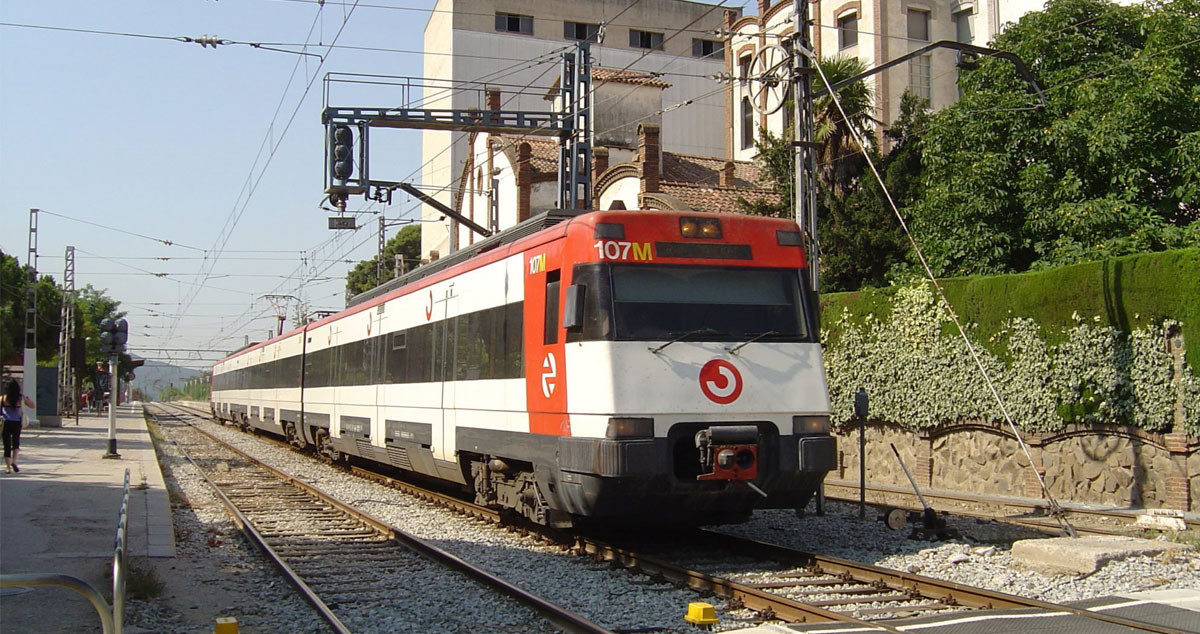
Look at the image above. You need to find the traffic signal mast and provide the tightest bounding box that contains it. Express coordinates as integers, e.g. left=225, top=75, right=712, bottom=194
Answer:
left=99, top=317, right=128, bottom=458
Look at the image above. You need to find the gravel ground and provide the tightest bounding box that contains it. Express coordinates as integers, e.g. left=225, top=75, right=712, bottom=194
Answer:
left=132, top=411, right=1200, bottom=633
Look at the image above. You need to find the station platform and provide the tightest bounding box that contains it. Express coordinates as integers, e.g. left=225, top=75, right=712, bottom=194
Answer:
left=0, top=405, right=173, bottom=633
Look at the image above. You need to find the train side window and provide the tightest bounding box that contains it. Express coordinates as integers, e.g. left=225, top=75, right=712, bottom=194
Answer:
left=392, top=332, right=407, bottom=350
left=544, top=270, right=561, bottom=345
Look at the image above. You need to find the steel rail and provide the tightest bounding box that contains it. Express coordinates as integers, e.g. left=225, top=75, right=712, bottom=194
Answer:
left=571, top=537, right=903, bottom=632
left=165, top=402, right=1182, bottom=633
left=148, top=406, right=355, bottom=634
left=694, top=529, right=1186, bottom=634
left=823, top=480, right=1199, bottom=534
left=150, top=404, right=614, bottom=634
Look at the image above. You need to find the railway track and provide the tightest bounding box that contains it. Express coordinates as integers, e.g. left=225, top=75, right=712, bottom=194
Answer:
left=822, top=479, right=1200, bottom=536
left=146, top=403, right=610, bottom=634
left=583, top=529, right=1186, bottom=632
left=156, top=402, right=1188, bottom=633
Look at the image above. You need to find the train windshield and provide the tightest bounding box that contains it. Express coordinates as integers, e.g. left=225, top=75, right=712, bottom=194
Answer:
left=568, top=264, right=814, bottom=342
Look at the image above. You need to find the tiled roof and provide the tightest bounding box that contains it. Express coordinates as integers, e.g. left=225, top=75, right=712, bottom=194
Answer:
left=659, top=183, right=781, bottom=214
left=590, top=67, right=672, bottom=89
left=661, top=153, right=765, bottom=189
left=490, top=135, right=558, bottom=176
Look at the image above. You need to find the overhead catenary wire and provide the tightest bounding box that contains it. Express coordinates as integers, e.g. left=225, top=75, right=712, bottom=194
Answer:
left=0, top=21, right=323, bottom=59
left=168, top=1, right=362, bottom=344
left=39, top=210, right=205, bottom=251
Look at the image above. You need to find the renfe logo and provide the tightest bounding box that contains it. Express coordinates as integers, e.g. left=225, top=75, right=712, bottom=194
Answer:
left=541, top=352, right=558, bottom=398
left=699, top=359, right=743, bottom=405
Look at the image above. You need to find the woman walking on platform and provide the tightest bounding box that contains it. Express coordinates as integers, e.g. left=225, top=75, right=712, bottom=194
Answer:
left=2, top=380, right=33, bottom=473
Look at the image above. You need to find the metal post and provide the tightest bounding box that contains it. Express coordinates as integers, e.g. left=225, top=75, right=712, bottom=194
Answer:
left=104, top=355, right=120, bottom=458
left=58, top=246, right=76, bottom=419
left=557, top=41, right=593, bottom=210
left=854, top=388, right=869, bottom=520
left=792, top=3, right=819, bottom=292
left=377, top=214, right=385, bottom=283
left=23, top=209, right=39, bottom=427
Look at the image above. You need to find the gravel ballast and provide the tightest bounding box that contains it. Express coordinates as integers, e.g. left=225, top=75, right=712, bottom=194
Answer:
left=130, top=412, right=1200, bottom=633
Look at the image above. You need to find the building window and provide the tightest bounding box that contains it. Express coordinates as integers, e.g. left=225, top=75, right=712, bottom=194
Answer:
left=741, top=97, right=754, bottom=150
left=630, top=29, right=664, bottom=50
left=909, top=54, right=931, bottom=100
left=564, top=21, right=600, bottom=42
left=738, top=54, right=752, bottom=85
left=495, top=12, right=533, bottom=35
left=837, top=13, right=858, bottom=49
left=907, top=8, right=930, bottom=41
left=692, top=38, right=723, bottom=59
left=954, top=7, right=974, bottom=43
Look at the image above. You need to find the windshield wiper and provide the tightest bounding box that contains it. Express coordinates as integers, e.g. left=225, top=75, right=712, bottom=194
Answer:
left=649, top=328, right=720, bottom=354
left=725, top=331, right=779, bottom=355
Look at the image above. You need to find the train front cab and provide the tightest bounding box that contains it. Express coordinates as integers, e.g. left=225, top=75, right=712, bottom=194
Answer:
left=522, top=211, right=837, bottom=525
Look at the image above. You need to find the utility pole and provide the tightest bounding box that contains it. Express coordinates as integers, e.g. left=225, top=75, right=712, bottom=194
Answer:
left=792, top=3, right=819, bottom=292
left=23, top=209, right=39, bottom=426
left=57, top=246, right=76, bottom=422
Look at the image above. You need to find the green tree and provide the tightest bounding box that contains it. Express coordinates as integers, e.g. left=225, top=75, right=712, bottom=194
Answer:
left=1, top=249, right=65, bottom=365
left=812, top=56, right=877, bottom=199
left=820, top=92, right=926, bottom=291
left=909, top=0, right=1200, bottom=276
left=739, top=63, right=911, bottom=292
left=73, top=285, right=131, bottom=389
left=345, top=224, right=423, bottom=296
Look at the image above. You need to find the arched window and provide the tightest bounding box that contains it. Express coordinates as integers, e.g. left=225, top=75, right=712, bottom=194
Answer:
left=741, top=97, right=754, bottom=150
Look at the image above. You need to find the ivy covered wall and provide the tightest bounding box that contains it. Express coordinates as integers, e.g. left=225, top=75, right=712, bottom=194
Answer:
left=820, top=249, right=1200, bottom=436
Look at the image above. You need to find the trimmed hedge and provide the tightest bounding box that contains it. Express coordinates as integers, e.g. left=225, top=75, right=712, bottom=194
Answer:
left=821, top=248, right=1200, bottom=371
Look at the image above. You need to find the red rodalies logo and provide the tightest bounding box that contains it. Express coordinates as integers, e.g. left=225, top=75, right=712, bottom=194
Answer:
left=699, top=359, right=743, bottom=405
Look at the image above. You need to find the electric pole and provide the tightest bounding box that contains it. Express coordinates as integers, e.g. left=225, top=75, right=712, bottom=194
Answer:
left=23, top=209, right=39, bottom=426
left=57, top=246, right=76, bottom=423
left=792, top=3, right=819, bottom=292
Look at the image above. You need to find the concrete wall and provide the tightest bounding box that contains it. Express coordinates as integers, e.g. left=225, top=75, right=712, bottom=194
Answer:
left=832, top=421, right=1199, bottom=512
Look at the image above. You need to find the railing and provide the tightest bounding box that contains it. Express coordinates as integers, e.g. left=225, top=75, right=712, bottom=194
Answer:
left=113, top=468, right=131, bottom=632
left=0, top=468, right=131, bottom=634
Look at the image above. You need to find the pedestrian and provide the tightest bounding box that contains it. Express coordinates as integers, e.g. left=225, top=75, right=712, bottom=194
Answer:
left=2, top=380, right=34, bottom=474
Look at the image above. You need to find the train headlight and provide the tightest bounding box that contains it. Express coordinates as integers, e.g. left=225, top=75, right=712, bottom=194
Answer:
left=793, top=415, right=830, bottom=435
left=606, top=417, right=654, bottom=439
left=679, top=216, right=722, bottom=239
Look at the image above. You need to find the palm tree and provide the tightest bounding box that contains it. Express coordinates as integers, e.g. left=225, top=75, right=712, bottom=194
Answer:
left=812, top=56, right=877, bottom=198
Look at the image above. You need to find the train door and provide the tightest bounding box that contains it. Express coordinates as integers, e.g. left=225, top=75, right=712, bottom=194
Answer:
left=525, top=257, right=569, bottom=436
left=436, top=285, right=458, bottom=462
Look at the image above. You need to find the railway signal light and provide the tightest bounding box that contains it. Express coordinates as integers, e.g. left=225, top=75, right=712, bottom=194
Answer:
left=99, top=318, right=128, bottom=355
left=330, top=124, right=355, bottom=183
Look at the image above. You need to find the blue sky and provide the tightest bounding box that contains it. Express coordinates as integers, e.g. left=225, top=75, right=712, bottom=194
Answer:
left=1, top=0, right=742, bottom=369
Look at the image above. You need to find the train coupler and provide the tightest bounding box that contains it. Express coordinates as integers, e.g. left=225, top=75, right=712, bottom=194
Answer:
left=695, top=426, right=764, bottom=496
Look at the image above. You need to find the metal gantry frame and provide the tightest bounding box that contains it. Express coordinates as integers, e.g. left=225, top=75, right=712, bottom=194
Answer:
left=558, top=41, right=593, bottom=211
left=321, top=42, right=594, bottom=234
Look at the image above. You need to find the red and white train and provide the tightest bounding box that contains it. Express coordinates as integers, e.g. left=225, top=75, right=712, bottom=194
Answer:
left=211, top=209, right=835, bottom=526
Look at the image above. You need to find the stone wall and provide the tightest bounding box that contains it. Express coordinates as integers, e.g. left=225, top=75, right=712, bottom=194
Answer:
left=831, top=422, right=1199, bottom=513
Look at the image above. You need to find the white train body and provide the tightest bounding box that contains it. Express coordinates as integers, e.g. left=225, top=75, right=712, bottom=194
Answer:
left=212, top=210, right=834, bottom=525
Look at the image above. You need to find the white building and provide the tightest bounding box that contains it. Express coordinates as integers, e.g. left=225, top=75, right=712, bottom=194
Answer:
left=421, top=0, right=737, bottom=259
left=453, top=73, right=774, bottom=250
left=727, top=0, right=1053, bottom=160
